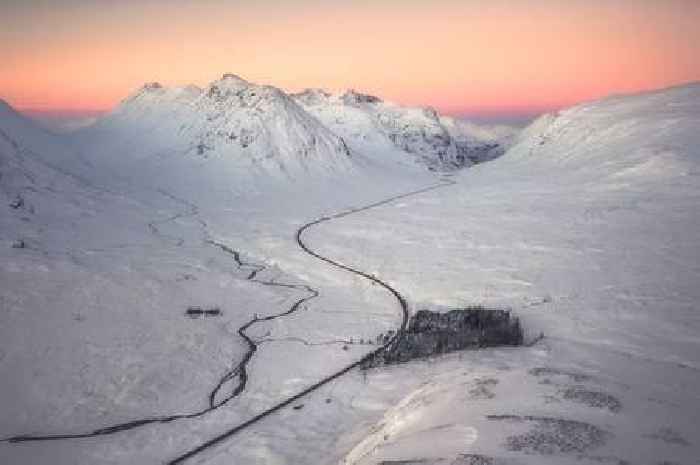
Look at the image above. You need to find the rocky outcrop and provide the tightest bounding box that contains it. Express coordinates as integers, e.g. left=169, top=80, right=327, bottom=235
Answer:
left=366, top=307, right=523, bottom=367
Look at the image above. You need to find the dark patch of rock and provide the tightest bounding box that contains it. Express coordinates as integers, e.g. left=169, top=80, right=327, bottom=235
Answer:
left=343, top=90, right=382, bottom=105
left=379, top=461, right=437, bottom=465
left=561, top=387, right=622, bottom=413
left=9, top=195, right=24, bottom=209
left=143, top=82, right=163, bottom=91
left=11, top=239, right=25, bottom=249
left=579, top=456, right=630, bottom=465
left=469, top=378, right=499, bottom=400
left=486, top=415, right=611, bottom=455
left=645, top=427, right=690, bottom=446
left=529, top=367, right=593, bottom=383
left=452, top=454, right=495, bottom=465
left=455, top=142, right=504, bottom=165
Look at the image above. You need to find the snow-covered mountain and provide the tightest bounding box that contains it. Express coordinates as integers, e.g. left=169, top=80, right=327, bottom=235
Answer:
left=294, top=88, right=516, bottom=169
left=73, top=75, right=516, bottom=179
left=78, top=74, right=354, bottom=179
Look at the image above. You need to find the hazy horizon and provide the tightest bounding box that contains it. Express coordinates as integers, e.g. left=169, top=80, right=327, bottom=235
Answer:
left=2, top=0, right=699, bottom=122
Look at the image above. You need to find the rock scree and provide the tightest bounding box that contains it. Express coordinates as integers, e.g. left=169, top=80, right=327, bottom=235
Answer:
left=364, top=307, right=523, bottom=368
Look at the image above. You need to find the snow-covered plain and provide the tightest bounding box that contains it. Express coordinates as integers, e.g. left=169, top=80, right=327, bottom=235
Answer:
left=1, top=79, right=699, bottom=465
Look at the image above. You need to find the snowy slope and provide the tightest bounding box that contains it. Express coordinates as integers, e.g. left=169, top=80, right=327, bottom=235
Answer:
left=296, top=82, right=700, bottom=465
left=294, top=89, right=517, bottom=169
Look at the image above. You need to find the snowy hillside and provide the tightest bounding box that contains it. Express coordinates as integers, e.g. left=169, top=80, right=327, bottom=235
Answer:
left=294, top=89, right=516, bottom=169
left=304, top=82, right=700, bottom=465
left=506, top=83, right=700, bottom=180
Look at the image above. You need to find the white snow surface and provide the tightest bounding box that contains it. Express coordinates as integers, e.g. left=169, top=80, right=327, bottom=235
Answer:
left=1, top=81, right=699, bottom=465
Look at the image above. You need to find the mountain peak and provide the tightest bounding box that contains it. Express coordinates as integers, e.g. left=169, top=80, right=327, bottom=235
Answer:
left=143, top=82, right=164, bottom=91
left=293, top=88, right=332, bottom=106
left=342, top=89, right=382, bottom=105
left=221, top=73, right=249, bottom=84
left=206, top=74, right=253, bottom=100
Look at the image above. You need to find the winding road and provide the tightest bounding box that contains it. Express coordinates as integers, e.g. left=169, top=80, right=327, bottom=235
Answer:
left=3, top=179, right=454, bottom=464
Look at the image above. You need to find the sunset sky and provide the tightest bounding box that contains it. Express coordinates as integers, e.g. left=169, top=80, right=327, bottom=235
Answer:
left=1, top=0, right=699, bottom=122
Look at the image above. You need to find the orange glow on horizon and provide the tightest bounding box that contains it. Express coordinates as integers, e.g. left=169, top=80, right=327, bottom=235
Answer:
left=2, top=0, right=699, bottom=119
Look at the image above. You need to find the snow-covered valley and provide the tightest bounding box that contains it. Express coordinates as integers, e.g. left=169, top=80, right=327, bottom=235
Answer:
left=1, top=78, right=699, bottom=465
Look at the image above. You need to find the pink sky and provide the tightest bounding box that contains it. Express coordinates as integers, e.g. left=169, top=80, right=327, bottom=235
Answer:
left=1, top=0, right=699, bottom=120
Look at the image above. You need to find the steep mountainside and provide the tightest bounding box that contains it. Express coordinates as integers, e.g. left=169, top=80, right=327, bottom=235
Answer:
left=294, top=89, right=516, bottom=169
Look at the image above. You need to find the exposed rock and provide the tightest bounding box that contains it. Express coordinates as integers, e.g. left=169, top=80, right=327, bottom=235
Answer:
left=142, top=82, right=163, bottom=91
left=645, top=427, right=690, bottom=446
left=455, top=141, right=504, bottom=165
left=561, top=387, right=622, bottom=413
left=11, top=239, right=25, bottom=249
left=469, top=378, right=499, bottom=400
left=365, top=307, right=523, bottom=367
left=452, top=455, right=495, bottom=465
left=529, top=367, right=593, bottom=383
left=292, top=89, right=332, bottom=106
left=342, top=90, right=383, bottom=105
left=9, top=195, right=23, bottom=209
left=487, top=415, right=611, bottom=455
left=379, top=460, right=436, bottom=465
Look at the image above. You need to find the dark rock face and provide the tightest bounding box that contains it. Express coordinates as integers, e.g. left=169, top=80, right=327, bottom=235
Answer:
left=142, top=82, right=163, bottom=91
left=342, top=90, right=383, bottom=105
left=486, top=415, right=611, bottom=455
left=561, top=387, right=622, bottom=413
left=9, top=195, right=23, bottom=209
left=366, top=307, right=523, bottom=367
left=455, top=141, right=504, bottom=165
